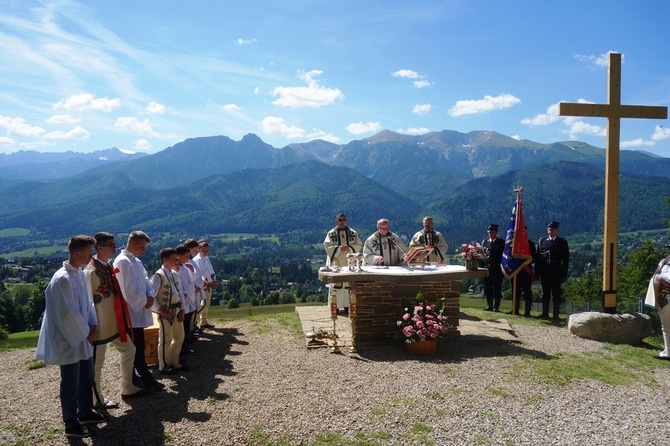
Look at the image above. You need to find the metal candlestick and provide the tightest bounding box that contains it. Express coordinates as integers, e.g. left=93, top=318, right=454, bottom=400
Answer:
left=329, top=293, right=342, bottom=354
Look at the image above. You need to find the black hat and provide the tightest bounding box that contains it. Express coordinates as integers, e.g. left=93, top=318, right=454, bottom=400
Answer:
left=487, top=224, right=499, bottom=232
left=547, top=221, right=559, bottom=229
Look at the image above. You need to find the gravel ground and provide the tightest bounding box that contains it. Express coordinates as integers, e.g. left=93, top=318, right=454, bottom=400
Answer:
left=1, top=316, right=668, bottom=446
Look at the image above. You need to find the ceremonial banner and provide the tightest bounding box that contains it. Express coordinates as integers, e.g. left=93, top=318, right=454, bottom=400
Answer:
left=501, top=189, right=532, bottom=279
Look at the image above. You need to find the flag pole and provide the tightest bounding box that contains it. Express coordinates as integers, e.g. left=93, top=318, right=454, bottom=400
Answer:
left=512, top=276, right=518, bottom=316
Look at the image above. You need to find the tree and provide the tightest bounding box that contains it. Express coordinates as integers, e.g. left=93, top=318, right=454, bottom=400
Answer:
left=24, top=281, right=46, bottom=330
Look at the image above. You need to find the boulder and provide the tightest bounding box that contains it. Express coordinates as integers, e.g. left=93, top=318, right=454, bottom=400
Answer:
left=568, top=311, right=652, bottom=345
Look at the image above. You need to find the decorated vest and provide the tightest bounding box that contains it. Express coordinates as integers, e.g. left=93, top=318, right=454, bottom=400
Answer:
left=155, top=268, right=182, bottom=323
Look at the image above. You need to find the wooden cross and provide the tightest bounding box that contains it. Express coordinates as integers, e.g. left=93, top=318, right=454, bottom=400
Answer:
left=558, top=52, right=667, bottom=313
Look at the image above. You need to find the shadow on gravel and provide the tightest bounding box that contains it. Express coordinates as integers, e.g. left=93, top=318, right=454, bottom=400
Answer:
left=351, top=338, right=554, bottom=365
left=89, top=327, right=243, bottom=445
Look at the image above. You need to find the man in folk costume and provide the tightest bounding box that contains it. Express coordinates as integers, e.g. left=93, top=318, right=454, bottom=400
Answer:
left=114, top=231, right=164, bottom=392
left=193, top=240, right=217, bottom=329
left=175, top=244, right=197, bottom=351
left=409, top=216, right=448, bottom=264
left=36, top=235, right=107, bottom=438
left=482, top=224, right=505, bottom=312
left=84, top=232, right=144, bottom=411
left=185, top=238, right=206, bottom=335
left=536, top=221, right=570, bottom=320
left=151, top=248, right=187, bottom=375
left=323, top=213, right=363, bottom=312
left=363, top=218, right=407, bottom=266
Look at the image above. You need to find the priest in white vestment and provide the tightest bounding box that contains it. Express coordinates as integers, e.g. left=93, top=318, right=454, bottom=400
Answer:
left=323, top=213, right=363, bottom=311
left=363, top=218, right=407, bottom=266
left=409, top=216, right=448, bottom=264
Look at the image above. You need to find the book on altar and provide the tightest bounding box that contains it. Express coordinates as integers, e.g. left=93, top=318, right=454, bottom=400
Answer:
left=404, top=245, right=435, bottom=265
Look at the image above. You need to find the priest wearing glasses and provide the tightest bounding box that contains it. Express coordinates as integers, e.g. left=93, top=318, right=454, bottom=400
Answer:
left=363, top=218, right=407, bottom=266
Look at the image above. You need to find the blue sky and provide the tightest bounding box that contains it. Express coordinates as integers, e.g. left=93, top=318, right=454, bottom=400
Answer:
left=1, top=0, right=669, bottom=156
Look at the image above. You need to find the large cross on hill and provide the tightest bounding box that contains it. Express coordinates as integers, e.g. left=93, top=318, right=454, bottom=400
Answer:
left=558, top=52, right=667, bottom=313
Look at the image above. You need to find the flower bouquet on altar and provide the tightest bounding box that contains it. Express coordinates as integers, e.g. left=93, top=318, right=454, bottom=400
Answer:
left=460, top=241, right=484, bottom=270
left=397, top=293, right=448, bottom=355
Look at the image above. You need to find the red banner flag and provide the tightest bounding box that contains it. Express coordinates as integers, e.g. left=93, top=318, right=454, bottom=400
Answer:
left=501, top=188, right=532, bottom=279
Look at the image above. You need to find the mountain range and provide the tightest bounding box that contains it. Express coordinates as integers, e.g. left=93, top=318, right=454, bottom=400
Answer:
left=0, top=130, right=668, bottom=245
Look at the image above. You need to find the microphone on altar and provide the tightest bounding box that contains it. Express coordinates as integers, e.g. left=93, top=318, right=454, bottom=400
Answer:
left=387, top=232, right=407, bottom=259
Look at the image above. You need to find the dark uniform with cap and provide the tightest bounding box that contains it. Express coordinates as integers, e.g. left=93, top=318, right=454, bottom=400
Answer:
left=482, top=224, right=505, bottom=312
left=536, top=221, right=570, bottom=319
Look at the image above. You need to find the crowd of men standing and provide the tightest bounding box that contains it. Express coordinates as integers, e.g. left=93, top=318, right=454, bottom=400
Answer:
left=36, top=231, right=218, bottom=438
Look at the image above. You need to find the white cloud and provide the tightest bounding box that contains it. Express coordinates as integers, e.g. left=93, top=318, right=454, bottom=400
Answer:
left=308, top=130, right=341, bottom=143
left=134, top=138, right=152, bottom=152
left=261, top=116, right=305, bottom=138
left=392, top=69, right=431, bottom=89
left=53, top=93, right=121, bottom=112
left=652, top=125, right=670, bottom=141
left=0, top=136, right=15, bottom=145
left=223, top=103, right=240, bottom=110
left=271, top=70, right=344, bottom=108
left=449, top=94, right=521, bottom=117
left=620, top=138, right=655, bottom=148
left=0, top=115, right=46, bottom=137
left=115, top=117, right=160, bottom=137
left=566, top=121, right=606, bottom=140
left=574, top=51, right=622, bottom=69
left=144, top=101, right=166, bottom=115
left=392, top=69, right=421, bottom=79
left=46, top=114, right=80, bottom=124
left=237, top=38, right=257, bottom=45
left=44, top=126, right=90, bottom=140
left=254, top=87, right=261, bottom=95
left=402, top=127, right=430, bottom=135
left=511, top=135, right=521, bottom=140
left=520, top=103, right=560, bottom=126
left=413, top=103, right=432, bottom=115
left=346, top=121, right=381, bottom=135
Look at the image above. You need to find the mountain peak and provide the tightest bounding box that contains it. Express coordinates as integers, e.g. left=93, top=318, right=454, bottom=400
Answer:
left=362, top=130, right=417, bottom=144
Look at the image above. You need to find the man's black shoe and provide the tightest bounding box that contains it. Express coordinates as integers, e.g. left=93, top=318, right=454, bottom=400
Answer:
left=653, top=355, right=670, bottom=361
left=160, top=367, right=176, bottom=375
left=483, top=307, right=492, bottom=311
left=79, top=411, right=108, bottom=426
left=65, top=425, right=92, bottom=438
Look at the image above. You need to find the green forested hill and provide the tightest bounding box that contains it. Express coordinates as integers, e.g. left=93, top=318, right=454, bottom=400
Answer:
left=0, top=159, right=667, bottom=247
left=0, top=161, right=421, bottom=237
left=427, top=161, right=670, bottom=244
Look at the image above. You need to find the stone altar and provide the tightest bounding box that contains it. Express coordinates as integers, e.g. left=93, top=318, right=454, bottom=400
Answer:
left=318, top=265, right=488, bottom=344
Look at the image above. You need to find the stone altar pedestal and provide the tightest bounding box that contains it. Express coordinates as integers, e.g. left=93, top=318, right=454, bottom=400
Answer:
left=318, top=265, right=488, bottom=345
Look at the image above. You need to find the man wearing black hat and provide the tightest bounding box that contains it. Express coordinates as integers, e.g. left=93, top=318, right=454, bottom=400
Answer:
left=482, top=224, right=505, bottom=312
left=536, top=221, right=570, bottom=320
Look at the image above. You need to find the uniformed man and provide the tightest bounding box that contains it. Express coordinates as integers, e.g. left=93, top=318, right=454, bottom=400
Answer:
left=514, top=230, right=537, bottom=317
left=536, top=221, right=570, bottom=320
left=482, top=224, right=505, bottom=312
